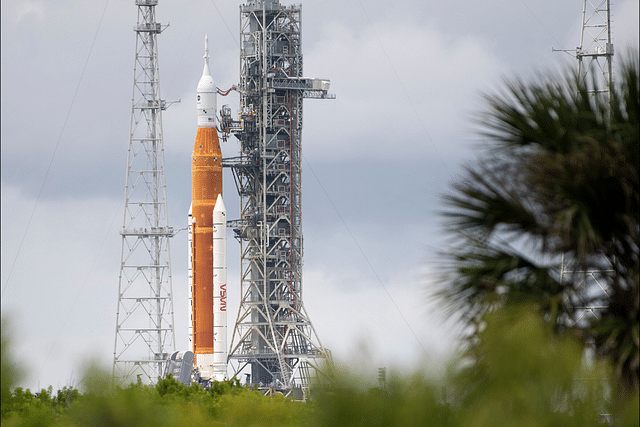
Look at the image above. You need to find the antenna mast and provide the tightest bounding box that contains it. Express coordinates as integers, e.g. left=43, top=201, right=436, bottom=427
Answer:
left=113, top=0, right=176, bottom=384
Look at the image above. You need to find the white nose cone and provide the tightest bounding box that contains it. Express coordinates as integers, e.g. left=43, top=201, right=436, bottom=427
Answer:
left=197, top=35, right=217, bottom=127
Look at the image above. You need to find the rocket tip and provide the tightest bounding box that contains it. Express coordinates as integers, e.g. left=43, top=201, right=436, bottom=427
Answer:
left=214, top=194, right=226, bottom=211
left=204, top=35, right=210, bottom=61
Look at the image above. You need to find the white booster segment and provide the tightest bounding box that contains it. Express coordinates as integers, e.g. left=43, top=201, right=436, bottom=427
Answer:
left=212, top=194, right=228, bottom=381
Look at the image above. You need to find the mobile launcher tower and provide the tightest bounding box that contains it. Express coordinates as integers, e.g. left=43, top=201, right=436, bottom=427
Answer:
left=221, top=0, right=334, bottom=399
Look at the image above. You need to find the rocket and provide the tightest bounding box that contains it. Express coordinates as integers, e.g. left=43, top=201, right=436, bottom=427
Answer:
left=188, top=35, right=227, bottom=382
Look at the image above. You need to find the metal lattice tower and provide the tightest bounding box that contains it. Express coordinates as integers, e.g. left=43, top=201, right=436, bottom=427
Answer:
left=561, top=255, right=615, bottom=327
left=576, top=0, right=614, bottom=105
left=224, top=0, right=334, bottom=400
left=113, top=0, right=176, bottom=385
left=560, top=0, right=615, bottom=327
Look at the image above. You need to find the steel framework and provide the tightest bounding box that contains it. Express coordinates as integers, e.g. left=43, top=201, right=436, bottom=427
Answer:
left=113, top=0, right=176, bottom=385
left=224, top=0, right=333, bottom=400
left=561, top=255, right=615, bottom=328
left=577, top=0, right=613, bottom=105
left=560, top=0, right=615, bottom=327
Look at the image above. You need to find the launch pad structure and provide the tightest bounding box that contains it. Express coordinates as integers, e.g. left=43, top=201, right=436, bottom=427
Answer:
left=222, top=0, right=334, bottom=399
left=111, top=0, right=333, bottom=396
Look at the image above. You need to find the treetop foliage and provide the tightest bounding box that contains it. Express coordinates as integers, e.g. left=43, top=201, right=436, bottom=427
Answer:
left=441, top=52, right=639, bottom=398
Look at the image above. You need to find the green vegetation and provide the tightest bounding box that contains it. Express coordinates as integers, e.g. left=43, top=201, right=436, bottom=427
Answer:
left=3, top=307, right=638, bottom=426
left=2, top=55, right=637, bottom=426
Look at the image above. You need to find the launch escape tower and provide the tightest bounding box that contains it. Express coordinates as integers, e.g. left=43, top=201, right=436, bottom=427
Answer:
left=559, top=0, right=614, bottom=328
left=113, top=0, right=176, bottom=384
left=223, top=0, right=334, bottom=398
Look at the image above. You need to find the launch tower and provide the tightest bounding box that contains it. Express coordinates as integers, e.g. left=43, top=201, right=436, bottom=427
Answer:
left=113, top=0, right=176, bottom=384
left=224, top=0, right=334, bottom=399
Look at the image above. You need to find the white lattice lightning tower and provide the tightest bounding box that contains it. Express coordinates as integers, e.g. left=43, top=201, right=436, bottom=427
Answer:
left=560, top=0, right=614, bottom=327
left=113, top=0, right=176, bottom=384
left=577, top=0, right=614, bottom=104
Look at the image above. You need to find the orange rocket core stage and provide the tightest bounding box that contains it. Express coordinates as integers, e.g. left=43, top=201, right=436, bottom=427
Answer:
left=192, top=126, right=222, bottom=356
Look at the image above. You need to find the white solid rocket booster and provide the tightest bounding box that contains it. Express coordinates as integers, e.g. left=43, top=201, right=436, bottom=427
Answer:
left=212, top=193, right=228, bottom=381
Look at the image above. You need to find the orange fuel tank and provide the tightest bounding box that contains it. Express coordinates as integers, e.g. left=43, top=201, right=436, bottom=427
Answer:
left=191, top=126, right=222, bottom=357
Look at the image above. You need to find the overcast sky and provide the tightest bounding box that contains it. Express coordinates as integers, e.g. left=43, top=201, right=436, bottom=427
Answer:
left=2, top=0, right=638, bottom=391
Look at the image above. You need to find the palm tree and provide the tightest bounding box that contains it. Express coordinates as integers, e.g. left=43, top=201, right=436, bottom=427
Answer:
left=440, top=53, right=638, bottom=398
